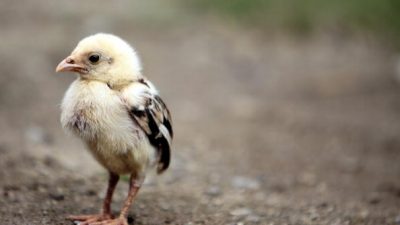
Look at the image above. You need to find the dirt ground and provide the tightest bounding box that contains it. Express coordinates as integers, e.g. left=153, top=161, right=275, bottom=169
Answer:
left=1, top=1, right=400, bottom=225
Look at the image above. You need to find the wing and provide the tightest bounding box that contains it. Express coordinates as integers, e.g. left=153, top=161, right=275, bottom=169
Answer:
left=125, top=80, right=173, bottom=173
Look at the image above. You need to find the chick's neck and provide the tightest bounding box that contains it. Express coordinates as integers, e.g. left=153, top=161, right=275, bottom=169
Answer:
left=79, top=76, right=143, bottom=91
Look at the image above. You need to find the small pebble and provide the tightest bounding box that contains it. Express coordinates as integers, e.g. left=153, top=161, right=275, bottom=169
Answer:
left=310, top=212, right=319, bottom=221
left=318, top=202, right=328, bottom=208
left=359, top=209, right=369, bottom=219
left=159, top=201, right=170, bottom=211
left=246, top=214, right=260, bottom=222
left=49, top=193, right=64, bottom=201
left=205, top=186, right=221, bottom=197
left=230, top=207, right=252, bottom=217
left=231, top=176, right=260, bottom=190
left=85, top=189, right=97, bottom=196
left=368, top=197, right=380, bottom=205
left=298, top=173, right=316, bottom=186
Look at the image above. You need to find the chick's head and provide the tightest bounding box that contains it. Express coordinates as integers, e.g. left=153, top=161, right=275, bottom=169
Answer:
left=56, top=33, right=142, bottom=83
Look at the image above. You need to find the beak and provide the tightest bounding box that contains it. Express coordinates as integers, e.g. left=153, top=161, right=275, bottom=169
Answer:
left=56, top=57, right=88, bottom=74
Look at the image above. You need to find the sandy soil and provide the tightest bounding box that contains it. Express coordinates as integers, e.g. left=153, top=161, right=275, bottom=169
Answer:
left=0, top=1, right=400, bottom=224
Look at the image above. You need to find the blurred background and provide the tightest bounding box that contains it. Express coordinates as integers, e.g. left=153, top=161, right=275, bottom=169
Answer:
left=1, top=0, right=400, bottom=224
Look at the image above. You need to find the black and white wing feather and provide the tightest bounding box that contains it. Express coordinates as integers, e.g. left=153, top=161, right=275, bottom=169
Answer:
left=126, top=80, right=173, bottom=173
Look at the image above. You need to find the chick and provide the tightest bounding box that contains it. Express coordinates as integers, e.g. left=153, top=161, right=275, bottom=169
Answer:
left=56, top=33, right=173, bottom=225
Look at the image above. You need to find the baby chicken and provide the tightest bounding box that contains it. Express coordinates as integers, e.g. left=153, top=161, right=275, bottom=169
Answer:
left=56, top=33, right=173, bottom=225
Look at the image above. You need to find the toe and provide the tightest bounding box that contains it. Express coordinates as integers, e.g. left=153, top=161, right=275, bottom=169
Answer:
left=66, top=214, right=114, bottom=225
left=87, top=218, right=128, bottom=225
left=81, top=217, right=102, bottom=225
left=88, top=219, right=113, bottom=225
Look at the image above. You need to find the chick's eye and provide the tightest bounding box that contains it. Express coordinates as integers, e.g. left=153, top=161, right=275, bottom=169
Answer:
left=88, top=54, right=100, bottom=64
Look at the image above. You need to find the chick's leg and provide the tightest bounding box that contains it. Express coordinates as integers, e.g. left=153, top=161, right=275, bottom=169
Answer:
left=102, top=172, right=120, bottom=216
left=67, top=172, right=120, bottom=224
left=120, top=174, right=143, bottom=218
left=89, top=174, right=144, bottom=225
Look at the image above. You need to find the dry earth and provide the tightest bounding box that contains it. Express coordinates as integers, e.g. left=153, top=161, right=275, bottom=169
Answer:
left=0, top=1, right=400, bottom=225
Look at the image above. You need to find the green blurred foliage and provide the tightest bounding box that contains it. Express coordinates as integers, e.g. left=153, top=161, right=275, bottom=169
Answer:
left=185, top=0, right=400, bottom=37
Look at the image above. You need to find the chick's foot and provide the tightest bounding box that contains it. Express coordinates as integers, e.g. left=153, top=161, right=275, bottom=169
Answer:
left=87, top=217, right=128, bottom=225
left=66, top=214, right=113, bottom=225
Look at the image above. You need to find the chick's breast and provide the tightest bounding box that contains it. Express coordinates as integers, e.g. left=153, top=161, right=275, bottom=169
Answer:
left=61, top=80, right=156, bottom=174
